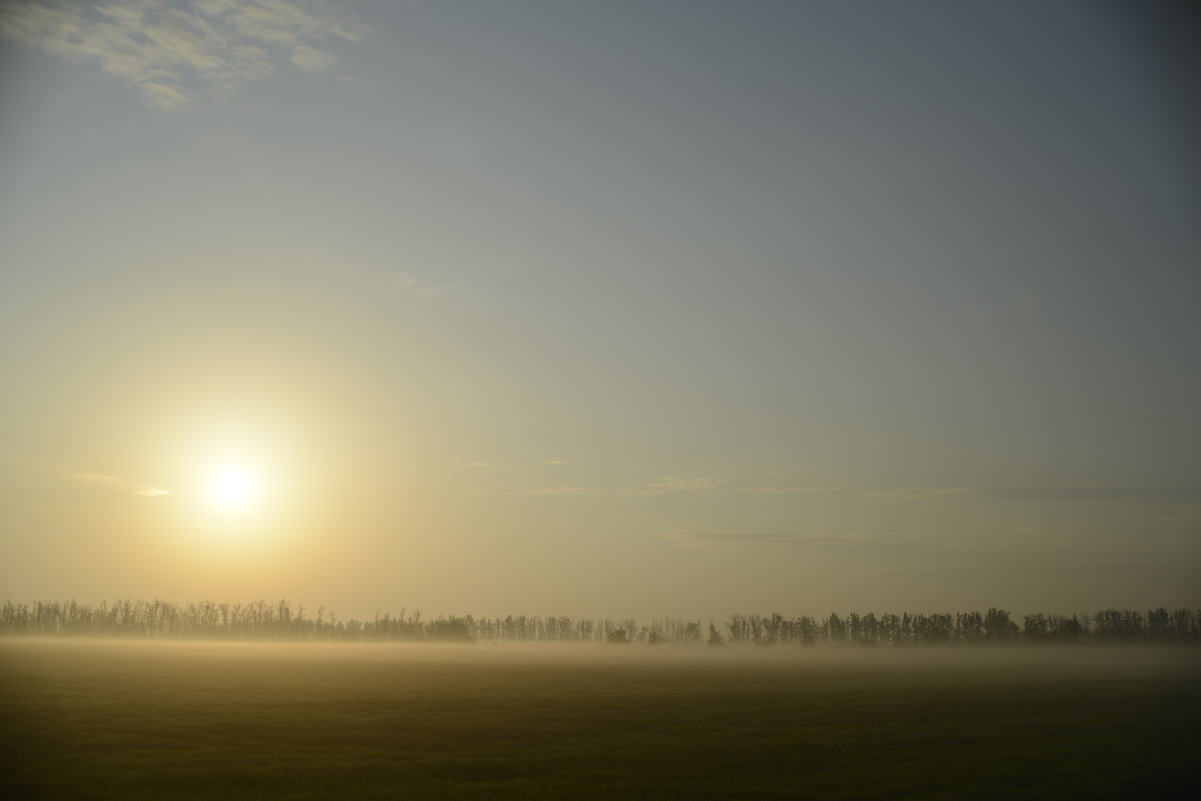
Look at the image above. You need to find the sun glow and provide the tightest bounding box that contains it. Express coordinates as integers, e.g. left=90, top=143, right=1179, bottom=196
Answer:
left=206, top=465, right=260, bottom=512
left=174, top=418, right=314, bottom=548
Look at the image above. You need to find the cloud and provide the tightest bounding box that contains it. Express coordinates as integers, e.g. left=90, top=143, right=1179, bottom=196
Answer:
left=663, top=529, right=838, bottom=546
left=645, top=478, right=978, bottom=499
left=0, top=0, right=369, bottom=108
left=70, top=471, right=119, bottom=483
left=872, top=563, right=999, bottom=580
left=139, top=80, right=190, bottom=110
left=984, top=487, right=1201, bottom=502
left=289, top=43, right=335, bottom=71
left=545, top=459, right=568, bottom=466
left=390, top=271, right=417, bottom=290
left=866, top=487, right=979, bottom=500
left=466, top=461, right=489, bottom=468
left=309, top=261, right=449, bottom=297
left=730, top=486, right=845, bottom=496
left=66, top=470, right=169, bottom=497
left=520, top=481, right=716, bottom=498
left=661, top=529, right=894, bottom=549
left=519, top=477, right=973, bottom=499
left=660, top=529, right=1030, bottom=556
left=646, top=476, right=725, bottom=492
left=516, top=475, right=1201, bottom=506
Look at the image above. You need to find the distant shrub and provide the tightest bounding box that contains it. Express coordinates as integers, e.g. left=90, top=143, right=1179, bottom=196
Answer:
left=429, top=618, right=473, bottom=642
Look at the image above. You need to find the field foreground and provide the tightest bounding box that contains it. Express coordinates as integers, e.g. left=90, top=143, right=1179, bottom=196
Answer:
left=1, top=639, right=1198, bottom=800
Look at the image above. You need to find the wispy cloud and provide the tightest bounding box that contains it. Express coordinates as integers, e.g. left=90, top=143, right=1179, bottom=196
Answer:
left=0, top=0, right=369, bottom=108
left=661, top=529, right=896, bottom=549
left=660, top=529, right=1042, bottom=555
left=516, top=477, right=836, bottom=498
left=729, top=485, right=845, bottom=496
left=523, top=485, right=609, bottom=496
left=67, top=470, right=169, bottom=497
left=519, top=476, right=973, bottom=500
left=522, top=480, right=725, bottom=498
left=515, top=474, right=1200, bottom=505
left=465, top=461, right=489, bottom=468
left=289, top=42, right=335, bottom=71
left=984, top=487, right=1201, bottom=502
left=866, top=487, right=978, bottom=500
left=646, top=476, right=725, bottom=492
left=663, top=529, right=839, bottom=546
left=70, top=471, right=119, bottom=483
left=311, top=262, right=449, bottom=297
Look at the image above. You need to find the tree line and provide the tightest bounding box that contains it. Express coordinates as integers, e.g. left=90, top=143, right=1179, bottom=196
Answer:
left=2, top=599, right=1199, bottom=645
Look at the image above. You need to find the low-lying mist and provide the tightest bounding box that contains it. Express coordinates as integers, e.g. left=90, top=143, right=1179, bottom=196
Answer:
left=4, top=635, right=1197, bottom=678
left=3, top=637, right=1197, bottom=801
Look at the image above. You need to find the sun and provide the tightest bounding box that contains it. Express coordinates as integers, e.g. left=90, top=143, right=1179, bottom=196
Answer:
left=206, top=465, right=259, bottom=512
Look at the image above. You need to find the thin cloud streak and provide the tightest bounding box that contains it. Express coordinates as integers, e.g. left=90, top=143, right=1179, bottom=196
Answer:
left=660, top=529, right=1072, bottom=554
left=729, top=486, right=846, bottom=496
left=661, top=529, right=912, bottom=550
left=66, top=470, right=169, bottom=497
left=646, top=476, right=725, bottom=492
left=867, top=487, right=979, bottom=499
left=518, top=479, right=1200, bottom=503
left=523, top=485, right=610, bottom=497
left=69, top=471, right=119, bottom=483
left=516, top=477, right=969, bottom=499
left=662, top=529, right=846, bottom=547
left=986, top=487, right=1201, bottom=501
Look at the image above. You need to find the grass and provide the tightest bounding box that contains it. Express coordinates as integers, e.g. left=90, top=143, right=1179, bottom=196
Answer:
left=1, top=639, right=1197, bottom=800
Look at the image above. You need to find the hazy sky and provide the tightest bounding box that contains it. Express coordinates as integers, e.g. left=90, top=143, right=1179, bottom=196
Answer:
left=2, top=0, right=1198, bottom=622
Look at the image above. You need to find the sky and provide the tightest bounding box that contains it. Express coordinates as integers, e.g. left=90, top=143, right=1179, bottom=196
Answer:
left=1, top=0, right=1198, bottom=623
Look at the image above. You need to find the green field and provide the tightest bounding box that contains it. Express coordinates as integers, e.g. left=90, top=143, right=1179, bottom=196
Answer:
left=1, top=640, right=1197, bottom=800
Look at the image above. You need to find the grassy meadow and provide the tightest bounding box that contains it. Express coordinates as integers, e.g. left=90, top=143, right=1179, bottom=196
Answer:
left=1, top=639, right=1198, bottom=800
